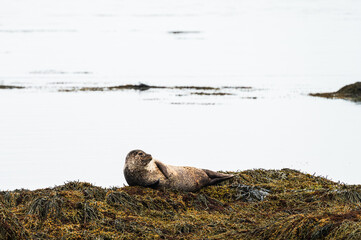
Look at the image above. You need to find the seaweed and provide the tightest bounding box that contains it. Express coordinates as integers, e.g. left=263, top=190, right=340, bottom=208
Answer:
left=0, top=85, right=25, bottom=89
left=310, top=82, right=361, bottom=102
left=168, top=31, right=201, bottom=34
left=27, top=195, right=64, bottom=219
left=61, top=84, right=162, bottom=92
left=2, top=169, right=360, bottom=239
left=0, top=203, right=29, bottom=239
left=60, top=83, right=251, bottom=94
left=191, top=92, right=233, bottom=96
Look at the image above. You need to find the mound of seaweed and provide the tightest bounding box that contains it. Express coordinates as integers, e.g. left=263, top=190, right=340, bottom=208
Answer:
left=310, top=82, right=361, bottom=102
left=0, top=203, right=29, bottom=239
left=1, top=169, right=361, bottom=239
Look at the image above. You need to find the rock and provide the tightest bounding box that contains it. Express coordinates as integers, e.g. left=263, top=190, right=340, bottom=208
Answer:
left=231, top=184, right=271, bottom=202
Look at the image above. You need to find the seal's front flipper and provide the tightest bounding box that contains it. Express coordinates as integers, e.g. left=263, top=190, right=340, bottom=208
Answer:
left=145, top=179, right=160, bottom=188
left=155, top=160, right=171, bottom=179
left=202, top=169, right=234, bottom=186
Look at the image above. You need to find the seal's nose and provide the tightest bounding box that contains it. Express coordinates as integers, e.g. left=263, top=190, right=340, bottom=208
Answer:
left=142, top=154, right=152, bottom=163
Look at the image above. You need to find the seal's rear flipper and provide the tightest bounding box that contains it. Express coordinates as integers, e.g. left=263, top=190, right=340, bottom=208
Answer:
left=202, top=169, right=234, bottom=186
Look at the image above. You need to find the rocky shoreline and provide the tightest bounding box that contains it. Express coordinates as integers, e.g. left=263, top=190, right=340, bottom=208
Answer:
left=310, top=82, right=361, bottom=102
left=1, top=169, right=361, bottom=239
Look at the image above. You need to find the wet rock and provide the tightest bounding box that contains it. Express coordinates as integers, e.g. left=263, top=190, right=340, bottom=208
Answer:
left=231, top=184, right=271, bottom=202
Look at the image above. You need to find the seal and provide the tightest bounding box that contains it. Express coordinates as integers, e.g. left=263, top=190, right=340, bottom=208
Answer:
left=123, top=149, right=234, bottom=192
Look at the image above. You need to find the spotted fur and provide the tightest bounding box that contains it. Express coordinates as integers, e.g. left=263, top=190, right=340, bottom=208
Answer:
left=124, top=150, right=234, bottom=192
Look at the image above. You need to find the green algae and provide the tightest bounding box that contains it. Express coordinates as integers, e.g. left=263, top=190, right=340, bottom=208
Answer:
left=1, top=169, right=360, bottom=239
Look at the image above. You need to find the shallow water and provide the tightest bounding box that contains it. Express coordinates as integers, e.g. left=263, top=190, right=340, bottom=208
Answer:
left=1, top=0, right=361, bottom=190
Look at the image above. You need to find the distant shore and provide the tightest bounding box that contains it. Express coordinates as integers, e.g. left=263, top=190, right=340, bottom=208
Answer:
left=310, top=82, right=361, bottom=102
left=3, top=82, right=361, bottom=103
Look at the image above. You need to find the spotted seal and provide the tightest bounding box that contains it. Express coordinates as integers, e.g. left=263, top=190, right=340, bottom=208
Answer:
left=123, top=149, right=234, bottom=192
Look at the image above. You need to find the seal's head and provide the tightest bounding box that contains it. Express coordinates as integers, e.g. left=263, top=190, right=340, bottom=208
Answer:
left=126, top=150, right=153, bottom=166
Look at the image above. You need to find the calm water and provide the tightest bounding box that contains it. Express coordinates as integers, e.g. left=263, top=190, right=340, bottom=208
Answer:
left=1, top=0, right=361, bottom=190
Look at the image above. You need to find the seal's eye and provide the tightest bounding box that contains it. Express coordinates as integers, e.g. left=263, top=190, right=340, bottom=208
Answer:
left=138, top=152, right=144, bottom=156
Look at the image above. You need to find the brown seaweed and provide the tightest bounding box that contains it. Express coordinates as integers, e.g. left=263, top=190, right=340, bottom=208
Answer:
left=60, top=83, right=251, bottom=93
left=2, top=169, right=358, bottom=239
left=0, top=85, right=25, bottom=89
left=310, top=82, right=361, bottom=102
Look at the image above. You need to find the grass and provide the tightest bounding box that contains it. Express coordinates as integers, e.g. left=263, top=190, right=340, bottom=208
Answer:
left=1, top=169, right=360, bottom=239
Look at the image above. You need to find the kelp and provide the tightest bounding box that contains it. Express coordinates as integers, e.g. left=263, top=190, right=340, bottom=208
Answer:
left=0, top=203, right=29, bottom=239
left=1, top=168, right=361, bottom=239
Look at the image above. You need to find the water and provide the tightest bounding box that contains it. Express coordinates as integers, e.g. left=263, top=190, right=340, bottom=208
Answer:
left=1, top=0, right=361, bottom=190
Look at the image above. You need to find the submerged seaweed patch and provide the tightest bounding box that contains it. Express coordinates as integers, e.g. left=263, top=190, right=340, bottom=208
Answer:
left=191, top=92, right=233, bottom=96
left=0, top=83, right=257, bottom=103
left=0, top=85, right=25, bottom=89
left=60, top=83, right=251, bottom=93
left=59, top=83, right=256, bottom=103
left=2, top=169, right=358, bottom=239
left=61, top=83, right=162, bottom=92
left=168, top=31, right=201, bottom=34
